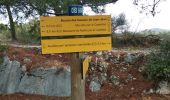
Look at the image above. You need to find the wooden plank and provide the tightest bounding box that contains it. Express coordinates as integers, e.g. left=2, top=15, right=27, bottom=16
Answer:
left=40, top=15, right=111, bottom=36
left=70, top=53, right=85, bottom=100
left=41, top=37, right=112, bottom=54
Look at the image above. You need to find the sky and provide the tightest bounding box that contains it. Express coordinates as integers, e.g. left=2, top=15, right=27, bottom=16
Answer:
left=84, top=0, right=170, bottom=31
left=1, top=0, right=170, bottom=32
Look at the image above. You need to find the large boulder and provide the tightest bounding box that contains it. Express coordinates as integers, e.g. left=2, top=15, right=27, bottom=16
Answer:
left=0, top=56, right=22, bottom=94
left=0, top=56, right=71, bottom=96
left=18, top=67, right=71, bottom=96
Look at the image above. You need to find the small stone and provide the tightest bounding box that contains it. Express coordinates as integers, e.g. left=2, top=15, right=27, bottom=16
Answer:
left=120, top=67, right=128, bottom=72
left=98, top=74, right=107, bottom=84
left=124, top=53, right=144, bottom=64
left=133, top=78, right=137, bottom=80
left=58, top=55, right=62, bottom=57
left=149, top=89, right=154, bottom=93
left=156, top=81, right=170, bottom=94
left=21, top=65, right=27, bottom=72
left=110, top=75, right=120, bottom=86
left=138, top=66, right=145, bottom=72
left=23, top=57, right=32, bottom=63
left=89, top=80, right=101, bottom=92
left=99, top=67, right=103, bottom=71
left=131, top=87, right=134, bottom=90
left=127, top=74, right=133, bottom=81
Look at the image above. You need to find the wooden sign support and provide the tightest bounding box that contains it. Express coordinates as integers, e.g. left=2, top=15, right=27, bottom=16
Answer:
left=70, top=53, right=85, bottom=100
left=40, top=5, right=111, bottom=100
left=69, top=5, right=85, bottom=100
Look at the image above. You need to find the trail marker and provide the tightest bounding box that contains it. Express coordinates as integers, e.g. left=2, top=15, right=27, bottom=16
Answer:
left=40, top=5, right=112, bottom=100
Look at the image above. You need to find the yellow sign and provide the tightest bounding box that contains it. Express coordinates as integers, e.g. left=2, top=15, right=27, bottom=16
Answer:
left=83, top=56, right=89, bottom=79
left=41, top=37, right=112, bottom=54
left=40, top=15, right=111, bottom=36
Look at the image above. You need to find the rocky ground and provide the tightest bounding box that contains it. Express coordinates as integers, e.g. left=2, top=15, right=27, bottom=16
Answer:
left=0, top=46, right=170, bottom=100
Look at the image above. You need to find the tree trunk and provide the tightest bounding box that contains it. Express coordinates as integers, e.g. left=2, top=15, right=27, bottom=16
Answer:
left=6, top=5, right=17, bottom=41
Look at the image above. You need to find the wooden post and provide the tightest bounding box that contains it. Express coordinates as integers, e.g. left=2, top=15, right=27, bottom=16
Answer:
left=68, top=5, right=85, bottom=100
left=70, top=53, right=85, bottom=100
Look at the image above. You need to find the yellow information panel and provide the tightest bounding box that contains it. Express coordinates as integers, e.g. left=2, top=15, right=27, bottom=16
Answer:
left=41, top=37, right=112, bottom=54
left=83, top=56, right=89, bottom=79
left=40, top=15, right=111, bottom=36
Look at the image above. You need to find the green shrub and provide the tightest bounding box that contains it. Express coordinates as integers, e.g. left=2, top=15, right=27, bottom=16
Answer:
left=112, top=32, right=147, bottom=47
left=0, top=44, right=8, bottom=52
left=0, top=24, right=11, bottom=41
left=16, top=19, right=40, bottom=44
left=144, top=39, right=170, bottom=81
left=0, top=58, right=3, bottom=64
left=0, top=44, right=9, bottom=64
left=158, top=32, right=170, bottom=42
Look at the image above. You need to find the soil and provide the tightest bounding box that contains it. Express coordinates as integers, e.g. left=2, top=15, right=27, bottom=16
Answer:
left=0, top=46, right=170, bottom=100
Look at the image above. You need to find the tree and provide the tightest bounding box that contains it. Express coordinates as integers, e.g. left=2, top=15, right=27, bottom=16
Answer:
left=0, top=0, right=164, bottom=41
left=133, top=0, right=164, bottom=16
left=83, top=0, right=118, bottom=13
left=0, top=0, right=18, bottom=41
left=0, top=0, right=33, bottom=41
left=28, top=0, right=119, bottom=16
left=112, top=13, right=128, bottom=33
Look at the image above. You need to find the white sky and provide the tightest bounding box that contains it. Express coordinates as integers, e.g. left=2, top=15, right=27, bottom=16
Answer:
left=1, top=0, right=170, bottom=31
left=84, top=0, right=170, bottom=31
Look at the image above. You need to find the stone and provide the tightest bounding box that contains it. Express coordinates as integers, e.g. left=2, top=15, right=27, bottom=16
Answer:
left=156, top=81, right=170, bottom=94
left=23, top=57, right=32, bottom=63
left=0, top=56, right=71, bottom=96
left=18, top=67, right=71, bottom=96
left=89, top=80, right=101, bottom=92
left=110, top=75, right=120, bottom=86
left=96, top=51, right=103, bottom=57
left=127, top=74, right=133, bottom=81
left=138, top=66, right=145, bottom=72
left=0, top=56, right=22, bottom=94
left=124, top=53, right=144, bottom=64
left=21, top=65, right=27, bottom=72
left=98, top=74, right=107, bottom=84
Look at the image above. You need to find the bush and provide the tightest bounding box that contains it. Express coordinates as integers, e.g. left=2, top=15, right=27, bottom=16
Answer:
left=0, top=44, right=8, bottom=52
left=144, top=39, right=170, bottom=81
left=0, top=24, right=11, bottom=41
left=158, top=32, right=170, bottom=41
left=112, top=32, right=147, bottom=47
left=16, top=19, right=40, bottom=44
left=0, top=43, right=9, bottom=64
left=0, top=57, right=3, bottom=64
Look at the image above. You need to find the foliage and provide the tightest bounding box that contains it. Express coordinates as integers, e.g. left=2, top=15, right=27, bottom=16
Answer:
left=112, top=13, right=128, bottom=33
left=112, top=32, right=149, bottom=47
left=84, top=0, right=118, bottom=13
left=0, top=0, right=33, bottom=40
left=16, top=19, right=40, bottom=44
left=158, top=32, right=170, bottom=41
left=0, top=57, right=3, bottom=64
left=0, top=43, right=9, bottom=64
left=0, top=24, right=11, bottom=41
left=133, top=0, right=165, bottom=16
left=0, top=19, right=40, bottom=44
left=144, top=39, right=170, bottom=81
left=28, top=0, right=119, bottom=15
left=0, top=44, right=8, bottom=53
left=0, top=0, right=165, bottom=41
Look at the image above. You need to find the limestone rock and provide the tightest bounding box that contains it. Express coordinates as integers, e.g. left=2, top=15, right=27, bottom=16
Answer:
left=0, top=56, right=71, bottom=96
left=89, top=80, right=101, bottom=92
left=0, top=56, right=22, bottom=94
left=156, top=81, right=170, bottom=94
